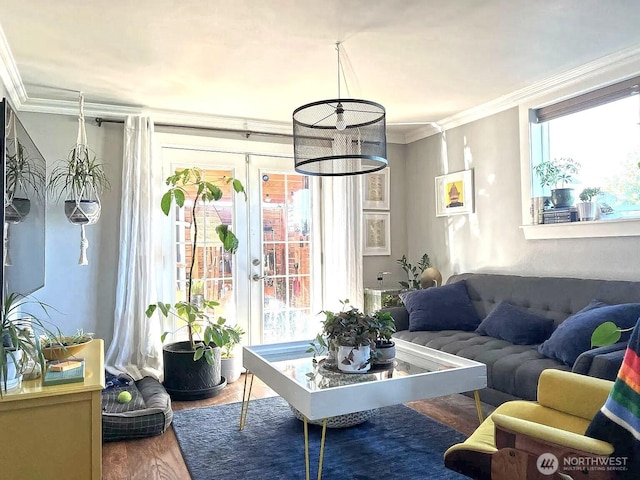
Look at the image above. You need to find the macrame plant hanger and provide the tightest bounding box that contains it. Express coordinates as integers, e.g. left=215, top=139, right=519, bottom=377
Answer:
left=66, top=92, right=101, bottom=265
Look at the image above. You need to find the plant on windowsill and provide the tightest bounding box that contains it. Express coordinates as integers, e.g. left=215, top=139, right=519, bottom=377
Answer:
left=397, top=253, right=431, bottom=290
left=145, top=167, right=246, bottom=400
left=576, top=187, right=601, bottom=222
left=533, top=157, right=581, bottom=208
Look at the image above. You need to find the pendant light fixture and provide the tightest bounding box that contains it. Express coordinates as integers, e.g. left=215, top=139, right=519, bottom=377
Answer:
left=292, top=42, right=387, bottom=176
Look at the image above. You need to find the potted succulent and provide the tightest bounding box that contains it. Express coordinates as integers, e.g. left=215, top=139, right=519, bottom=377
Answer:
left=397, top=253, right=431, bottom=290
left=577, top=187, right=601, bottom=221
left=533, top=157, right=581, bottom=208
left=0, top=292, right=57, bottom=396
left=320, top=300, right=385, bottom=373
left=146, top=167, right=246, bottom=400
left=219, top=324, right=245, bottom=384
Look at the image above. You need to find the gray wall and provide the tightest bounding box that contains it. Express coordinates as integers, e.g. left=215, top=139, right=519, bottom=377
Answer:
left=406, top=107, right=640, bottom=282
left=18, top=112, right=123, bottom=346
left=362, top=142, right=409, bottom=290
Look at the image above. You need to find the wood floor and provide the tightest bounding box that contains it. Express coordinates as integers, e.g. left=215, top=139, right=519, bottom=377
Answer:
left=102, top=374, right=493, bottom=480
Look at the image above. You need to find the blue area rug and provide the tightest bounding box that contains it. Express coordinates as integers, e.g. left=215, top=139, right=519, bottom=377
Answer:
left=172, top=396, right=468, bottom=480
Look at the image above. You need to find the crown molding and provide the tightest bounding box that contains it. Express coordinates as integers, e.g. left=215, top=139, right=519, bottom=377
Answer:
left=405, top=43, right=640, bottom=143
left=0, top=25, right=27, bottom=108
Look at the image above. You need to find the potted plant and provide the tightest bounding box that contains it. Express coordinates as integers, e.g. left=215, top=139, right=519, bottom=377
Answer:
left=0, top=292, right=58, bottom=396
left=146, top=167, right=246, bottom=400
left=219, top=324, right=245, bottom=383
left=4, top=137, right=45, bottom=224
left=41, top=329, right=95, bottom=361
left=372, top=310, right=396, bottom=365
left=577, top=187, right=601, bottom=221
left=320, top=300, right=384, bottom=373
left=397, top=253, right=431, bottom=290
left=47, top=93, right=111, bottom=265
left=533, top=157, right=581, bottom=208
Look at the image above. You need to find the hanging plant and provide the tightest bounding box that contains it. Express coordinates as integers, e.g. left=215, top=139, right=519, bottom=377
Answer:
left=4, top=109, right=45, bottom=224
left=47, top=93, right=111, bottom=265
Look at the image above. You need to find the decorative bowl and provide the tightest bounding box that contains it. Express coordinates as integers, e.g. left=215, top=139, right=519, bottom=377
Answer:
left=41, top=337, right=93, bottom=361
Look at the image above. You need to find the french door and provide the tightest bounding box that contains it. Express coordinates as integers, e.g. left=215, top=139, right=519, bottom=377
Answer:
left=157, top=135, right=321, bottom=346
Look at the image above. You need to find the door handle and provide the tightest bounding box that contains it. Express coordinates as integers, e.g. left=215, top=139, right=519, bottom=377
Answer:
left=252, top=274, right=265, bottom=282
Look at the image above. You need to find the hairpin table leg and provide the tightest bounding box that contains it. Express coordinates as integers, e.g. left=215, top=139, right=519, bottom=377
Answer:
left=239, top=371, right=254, bottom=430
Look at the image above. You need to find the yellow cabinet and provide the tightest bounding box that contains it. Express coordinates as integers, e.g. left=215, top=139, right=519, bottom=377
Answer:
left=0, top=339, right=105, bottom=480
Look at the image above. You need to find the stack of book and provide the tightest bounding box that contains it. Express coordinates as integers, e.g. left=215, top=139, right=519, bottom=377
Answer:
left=43, top=359, right=85, bottom=386
left=543, top=207, right=578, bottom=224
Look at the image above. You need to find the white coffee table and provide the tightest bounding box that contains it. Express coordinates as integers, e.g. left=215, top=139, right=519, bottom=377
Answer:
left=240, top=338, right=487, bottom=480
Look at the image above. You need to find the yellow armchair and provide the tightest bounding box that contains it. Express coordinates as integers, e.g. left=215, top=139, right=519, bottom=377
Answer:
left=444, top=369, right=614, bottom=480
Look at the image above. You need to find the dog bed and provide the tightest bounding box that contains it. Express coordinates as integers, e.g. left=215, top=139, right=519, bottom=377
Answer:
left=102, top=374, right=173, bottom=442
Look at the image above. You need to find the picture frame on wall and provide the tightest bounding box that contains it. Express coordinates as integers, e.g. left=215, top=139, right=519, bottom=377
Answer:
left=362, top=169, right=390, bottom=210
left=363, top=212, right=391, bottom=256
left=435, top=169, right=474, bottom=217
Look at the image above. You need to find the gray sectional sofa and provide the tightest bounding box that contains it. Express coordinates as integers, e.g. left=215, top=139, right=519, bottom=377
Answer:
left=387, top=272, right=640, bottom=407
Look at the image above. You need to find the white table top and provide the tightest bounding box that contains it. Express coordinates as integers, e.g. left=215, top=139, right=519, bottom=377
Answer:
left=243, top=338, right=487, bottom=420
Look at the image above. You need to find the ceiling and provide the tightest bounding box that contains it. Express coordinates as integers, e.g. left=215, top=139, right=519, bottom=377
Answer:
left=1, top=0, right=640, bottom=143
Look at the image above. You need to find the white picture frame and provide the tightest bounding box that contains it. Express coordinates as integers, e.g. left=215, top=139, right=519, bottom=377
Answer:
left=363, top=212, right=391, bottom=256
left=435, top=169, right=474, bottom=217
left=362, top=169, right=390, bottom=210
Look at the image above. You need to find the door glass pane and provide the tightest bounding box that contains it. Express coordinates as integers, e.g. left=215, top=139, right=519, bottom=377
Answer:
left=261, top=172, right=317, bottom=343
left=174, top=168, right=237, bottom=338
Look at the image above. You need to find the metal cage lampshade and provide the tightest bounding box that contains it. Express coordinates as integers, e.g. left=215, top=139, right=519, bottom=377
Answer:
left=292, top=98, right=387, bottom=176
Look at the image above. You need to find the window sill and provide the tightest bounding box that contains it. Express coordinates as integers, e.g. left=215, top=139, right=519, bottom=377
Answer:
left=520, top=218, right=640, bottom=240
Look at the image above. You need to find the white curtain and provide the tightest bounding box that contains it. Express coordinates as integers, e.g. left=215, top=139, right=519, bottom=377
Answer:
left=105, top=116, right=163, bottom=380
left=320, top=176, right=364, bottom=311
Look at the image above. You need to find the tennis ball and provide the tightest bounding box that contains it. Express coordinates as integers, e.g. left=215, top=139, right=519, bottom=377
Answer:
left=117, top=391, right=132, bottom=403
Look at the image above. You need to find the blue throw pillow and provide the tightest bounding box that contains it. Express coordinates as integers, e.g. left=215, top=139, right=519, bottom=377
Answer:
left=537, top=302, right=640, bottom=367
left=403, top=281, right=480, bottom=332
left=475, top=302, right=554, bottom=345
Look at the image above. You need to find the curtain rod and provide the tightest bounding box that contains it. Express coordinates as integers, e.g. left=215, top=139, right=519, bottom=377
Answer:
left=94, top=117, right=293, bottom=139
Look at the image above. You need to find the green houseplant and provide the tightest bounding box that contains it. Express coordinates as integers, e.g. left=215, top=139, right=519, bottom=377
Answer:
left=320, top=300, right=391, bottom=373
left=47, top=93, right=111, bottom=265
left=219, top=324, right=245, bottom=383
left=397, top=253, right=431, bottom=290
left=577, top=187, right=601, bottom=221
left=146, top=167, right=246, bottom=400
left=533, top=157, right=581, bottom=208
left=0, top=292, right=58, bottom=396
left=5, top=138, right=46, bottom=224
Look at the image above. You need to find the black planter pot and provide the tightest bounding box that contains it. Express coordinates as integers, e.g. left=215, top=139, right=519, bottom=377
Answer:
left=162, top=341, right=227, bottom=401
left=551, top=188, right=575, bottom=208
left=64, top=199, right=101, bottom=225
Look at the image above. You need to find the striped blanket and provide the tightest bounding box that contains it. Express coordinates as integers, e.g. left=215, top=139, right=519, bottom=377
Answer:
left=586, top=317, right=640, bottom=479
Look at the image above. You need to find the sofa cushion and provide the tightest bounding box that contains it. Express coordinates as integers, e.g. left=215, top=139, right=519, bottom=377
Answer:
left=475, top=301, right=554, bottom=345
left=538, top=303, right=640, bottom=367
left=402, top=281, right=480, bottom=332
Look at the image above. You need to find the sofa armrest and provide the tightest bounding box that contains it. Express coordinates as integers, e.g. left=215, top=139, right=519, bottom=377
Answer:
left=572, top=342, right=626, bottom=381
left=381, top=306, right=409, bottom=331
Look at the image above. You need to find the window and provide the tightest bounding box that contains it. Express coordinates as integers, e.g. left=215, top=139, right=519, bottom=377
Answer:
left=530, top=76, right=640, bottom=220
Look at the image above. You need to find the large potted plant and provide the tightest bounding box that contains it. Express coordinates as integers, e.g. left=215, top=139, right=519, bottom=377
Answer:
left=0, top=292, right=58, bottom=396
left=577, top=187, right=601, bottom=221
left=533, top=157, right=581, bottom=208
left=146, top=167, right=246, bottom=400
